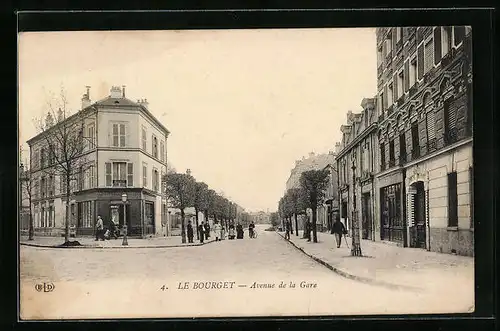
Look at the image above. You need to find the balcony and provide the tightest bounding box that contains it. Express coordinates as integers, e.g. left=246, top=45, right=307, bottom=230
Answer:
left=388, top=159, right=396, bottom=168
left=380, top=163, right=387, bottom=171
left=444, top=128, right=458, bottom=145
left=426, top=138, right=437, bottom=153
left=387, top=105, right=394, bottom=116
left=112, top=180, right=127, bottom=187
left=408, top=83, right=418, bottom=98
left=411, top=148, right=421, bottom=160
left=398, top=153, right=407, bottom=166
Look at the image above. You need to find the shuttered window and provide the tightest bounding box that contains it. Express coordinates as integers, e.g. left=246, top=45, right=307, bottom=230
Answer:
left=434, top=27, right=442, bottom=65
left=105, top=162, right=112, bottom=186
left=447, top=99, right=457, bottom=131
left=447, top=172, right=458, bottom=227
left=426, top=110, right=436, bottom=140
left=127, top=163, right=134, bottom=187
left=424, top=37, right=434, bottom=74
left=404, top=61, right=410, bottom=92
left=417, top=44, right=424, bottom=80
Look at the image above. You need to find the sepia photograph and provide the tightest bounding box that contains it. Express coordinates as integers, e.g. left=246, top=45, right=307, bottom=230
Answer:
left=18, top=26, right=474, bottom=320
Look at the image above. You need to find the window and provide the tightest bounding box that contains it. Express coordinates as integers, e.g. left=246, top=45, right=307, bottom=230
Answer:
left=399, top=133, right=406, bottom=163
left=82, top=165, right=95, bottom=190
left=453, top=26, right=465, bottom=46
left=86, top=124, right=95, bottom=150
left=143, top=164, right=148, bottom=187
left=105, top=163, right=112, bottom=186
left=152, top=136, right=158, bottom=158
left=60, top=175, right=67, bottom=195
left=142, top=127, right=147, bottom=151
left=40, top=148, right=46, bottom=168
left=377, top=45, right=383, bottom=66
left=380, top=92, right=385, bottom=113
left=48, top=176, right=54, bottom=196
left=41, top=177, right=46, bottom=198
left=78, top=201, right=94, bottom=228
left=112, top=123, right=126, bottom=147
left=152, top=168, right=159, bottom=192
left=113, top=162, right=126, bottom=186
left=442, top=26, right=452, bottom=57
left=385, top=33, right=392, bottom=55
left=160, top=141, right=165, bottom=162
left=364, top=110, right=369, bottom=128
left=411, top=123, right=420, bottom=158
left=447, top=172, right=458, bottom=227
left=48, top=201, right=54, bottom=227
left=397, top=70, right=404, bottom=99
left=389, top=140, right=395, bottom=166
left=396, top=27, right=402, bottom=41
left=127, top=163, right=133, bottom=187
left=380, top=142, right=386, bottom=170
left=387, top=83, right=393, bottom=106
left=424, top=37, right=434, bottom=74
left=426, top=110, right=436, bottom=145
left=409, top=55, right=417, bottom=87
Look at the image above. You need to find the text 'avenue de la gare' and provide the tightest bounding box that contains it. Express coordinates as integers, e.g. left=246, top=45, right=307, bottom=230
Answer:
left=176, top=281, right=318, bottom=290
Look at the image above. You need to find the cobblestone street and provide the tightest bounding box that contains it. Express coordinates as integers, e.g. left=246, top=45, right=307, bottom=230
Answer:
left=20, top=225, right=473, bottom=319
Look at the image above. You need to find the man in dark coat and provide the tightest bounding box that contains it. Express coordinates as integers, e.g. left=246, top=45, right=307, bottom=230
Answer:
left=305, top=219, right=312, bottom=241
left=236, top=223, right=244, bottom=239
left=198, top=221, right=205, bottom=243
left=332, top=215, right=347, bottom=248
left=187, top=220, right=194, bottom=243
left=284, top=220, right=290, bottom=240
left=204, top=222, right=211, bottom=239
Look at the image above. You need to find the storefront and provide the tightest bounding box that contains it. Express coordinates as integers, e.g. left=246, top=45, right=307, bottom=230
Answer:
left=376, top=170, right=406, bottom=246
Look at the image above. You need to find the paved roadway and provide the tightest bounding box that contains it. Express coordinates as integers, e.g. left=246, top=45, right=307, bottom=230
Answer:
left=20, top=224, right=468, bottom=319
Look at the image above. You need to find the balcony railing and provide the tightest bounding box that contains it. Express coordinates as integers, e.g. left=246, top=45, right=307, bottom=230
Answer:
left=388, top=159, right=396, bottom=168
left=398, top=153, right=407, bottom=166
left=112, top=180, right=127, bottom=187
left=380, top=163, right=387, bottom=171
left=412, top=148, right=420, bottom=160
left=387, top=105, right=394, bottom=116
left=426, top=138, right=437, bottom=153
left=444, top=128, right=458, bottom=145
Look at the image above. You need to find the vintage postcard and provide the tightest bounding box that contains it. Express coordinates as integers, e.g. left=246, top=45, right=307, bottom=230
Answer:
left=18, top=27, right=474, bottom=320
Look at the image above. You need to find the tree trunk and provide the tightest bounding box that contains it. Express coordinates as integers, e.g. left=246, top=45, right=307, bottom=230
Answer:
left=312, top=207, right=318, bottom=243
left=351, top=209, right=362, bottom=256
left=294, top=214, right=299, bottom=236
left=180, top=208, right=186, bottom=243
left=28, top=200, right=34, bottom=240
left=302, top=214, right=308, bottom=239
left=194, top=207, right=200, bottom=240
left=65, top=177, right=71, bottom=243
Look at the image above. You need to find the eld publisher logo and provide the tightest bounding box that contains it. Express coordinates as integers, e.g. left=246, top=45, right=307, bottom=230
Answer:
left=35, top=282, right=55, bottom=293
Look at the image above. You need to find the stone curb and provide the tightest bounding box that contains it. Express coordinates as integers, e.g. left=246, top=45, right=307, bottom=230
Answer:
left=20, top=239, right=217, bottom=249
left=275, top=231, right=420, bottom=292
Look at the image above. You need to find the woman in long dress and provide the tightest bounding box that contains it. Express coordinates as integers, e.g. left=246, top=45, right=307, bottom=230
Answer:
left=213, top=221, right=222, bottom=242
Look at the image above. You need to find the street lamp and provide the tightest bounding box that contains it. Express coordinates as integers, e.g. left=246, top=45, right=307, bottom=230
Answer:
left=122, top=193, right=128, bottom=246
left=351, top=151, right=362, bottom=256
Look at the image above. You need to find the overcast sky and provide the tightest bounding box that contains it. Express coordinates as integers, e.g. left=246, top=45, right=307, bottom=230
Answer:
left=19, top=28, right=377, bottom=212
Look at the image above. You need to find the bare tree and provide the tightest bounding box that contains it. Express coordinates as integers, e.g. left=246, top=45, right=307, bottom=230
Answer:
left=32, top=88, right=94, bottom=243
left=19, top=159, right=35, bottom=240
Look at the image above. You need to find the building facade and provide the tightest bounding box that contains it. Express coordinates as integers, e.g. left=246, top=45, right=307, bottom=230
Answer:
left=27, top=86, right=170, bottom=238
left=317, top=163, right=339, bottom=232
left=375, top=26, right=473, bottom=256
left=336, top=98, right=379, bottom=240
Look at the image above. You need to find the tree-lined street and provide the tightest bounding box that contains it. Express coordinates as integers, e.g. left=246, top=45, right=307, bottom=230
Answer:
left=20, top=225, right=473, bottom=319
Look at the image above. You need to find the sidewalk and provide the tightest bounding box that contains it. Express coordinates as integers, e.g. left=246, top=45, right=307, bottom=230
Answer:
left=277, top=231, right=474, bottom=294
left=20, top=235, right=216, bottom=249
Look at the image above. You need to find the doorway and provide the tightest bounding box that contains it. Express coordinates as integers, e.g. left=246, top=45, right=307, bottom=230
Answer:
left=361, top=193, right=373, bottom=240
left=412, top=181, right=427, bottom=249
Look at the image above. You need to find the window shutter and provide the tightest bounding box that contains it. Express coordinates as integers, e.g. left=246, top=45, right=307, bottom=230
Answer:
left=404, top=61, right=409, bottom=92
left=417, top=43, right=424, bottom=80
left=105, top=162, right=112, bottom=186
left=119, top=124, right=126, bottom=147
left=383, top=85, right=388, bottom=110
left=127, top=163, right=133, bottom=187
left=434, top=27, right=442, bottom=65
left=447, top=172, right=458, bottom=227
left=427, top=110, right=436, bottom=140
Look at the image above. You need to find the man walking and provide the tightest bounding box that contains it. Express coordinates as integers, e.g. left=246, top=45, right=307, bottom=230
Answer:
left=332, top=215, right=347, bottom=248
left=95, top=215, right=105, bottom=241
left=187, top=220, right=194, bottom=243
left=204, top=222, right=211, bottom=240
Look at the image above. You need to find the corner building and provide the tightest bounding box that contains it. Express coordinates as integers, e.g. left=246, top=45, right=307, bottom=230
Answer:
left=375, top=26, right=473, bottom=256
left=28, top=86, right=170, bottom=238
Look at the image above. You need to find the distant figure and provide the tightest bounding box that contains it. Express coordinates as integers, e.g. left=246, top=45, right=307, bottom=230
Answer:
left=198, top=221, right=205, bottom=243
left=187, top=220, right=194, bottom=243
left=204, top=222, right=211, bottom=240
left=285, top=220, right=291, bottom=240
left=332, top=215, right=347, bottom=248
left=249, top=221, right=256, bottom=238
left=214, top=221, right=222, bottom=241
left=236, top=223, right=244, bottom=239
left=228, top=223, right=236, bottom=240
left=305, top=219, right=312, bottom=242
left=95, top=215, right=105, bottom=241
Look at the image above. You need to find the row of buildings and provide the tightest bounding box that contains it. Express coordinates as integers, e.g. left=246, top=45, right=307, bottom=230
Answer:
left=284, top=26, right=473, bottom=256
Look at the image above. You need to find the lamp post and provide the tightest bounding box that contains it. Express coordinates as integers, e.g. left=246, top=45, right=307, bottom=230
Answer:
left=351, top=151, right=362, bottom=256
left=122, top=193, right=128, bottom=246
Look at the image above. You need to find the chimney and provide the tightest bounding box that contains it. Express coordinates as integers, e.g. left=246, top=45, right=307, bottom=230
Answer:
left=110, top=86, right=122, bottom=98
left=138, top=98, right=149, bottom=109
left=122, top=85, right=126, bottom=98
left=346, top=110, right=353, bottom=125
left=81, top=86, right=91, bottom=109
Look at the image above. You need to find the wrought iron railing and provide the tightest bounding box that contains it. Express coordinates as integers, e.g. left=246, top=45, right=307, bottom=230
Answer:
left=426, top=138, right=437, bottom=153
left=444, top=128, right=458, bottom=145
left=398, top=153, right=407, bottom=166
left=388, top=159, right=396, bottom=168
left=412, top=148, right=420, bottom=160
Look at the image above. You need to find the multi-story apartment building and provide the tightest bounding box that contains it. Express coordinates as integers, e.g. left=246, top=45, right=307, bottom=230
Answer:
left=336, top=98, right=378, bottom=239
left=316, top=162, right=339, bottom=232
left=375, top=26, right=472, bottom=256
left=27, top=86, right=170, bottom=238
